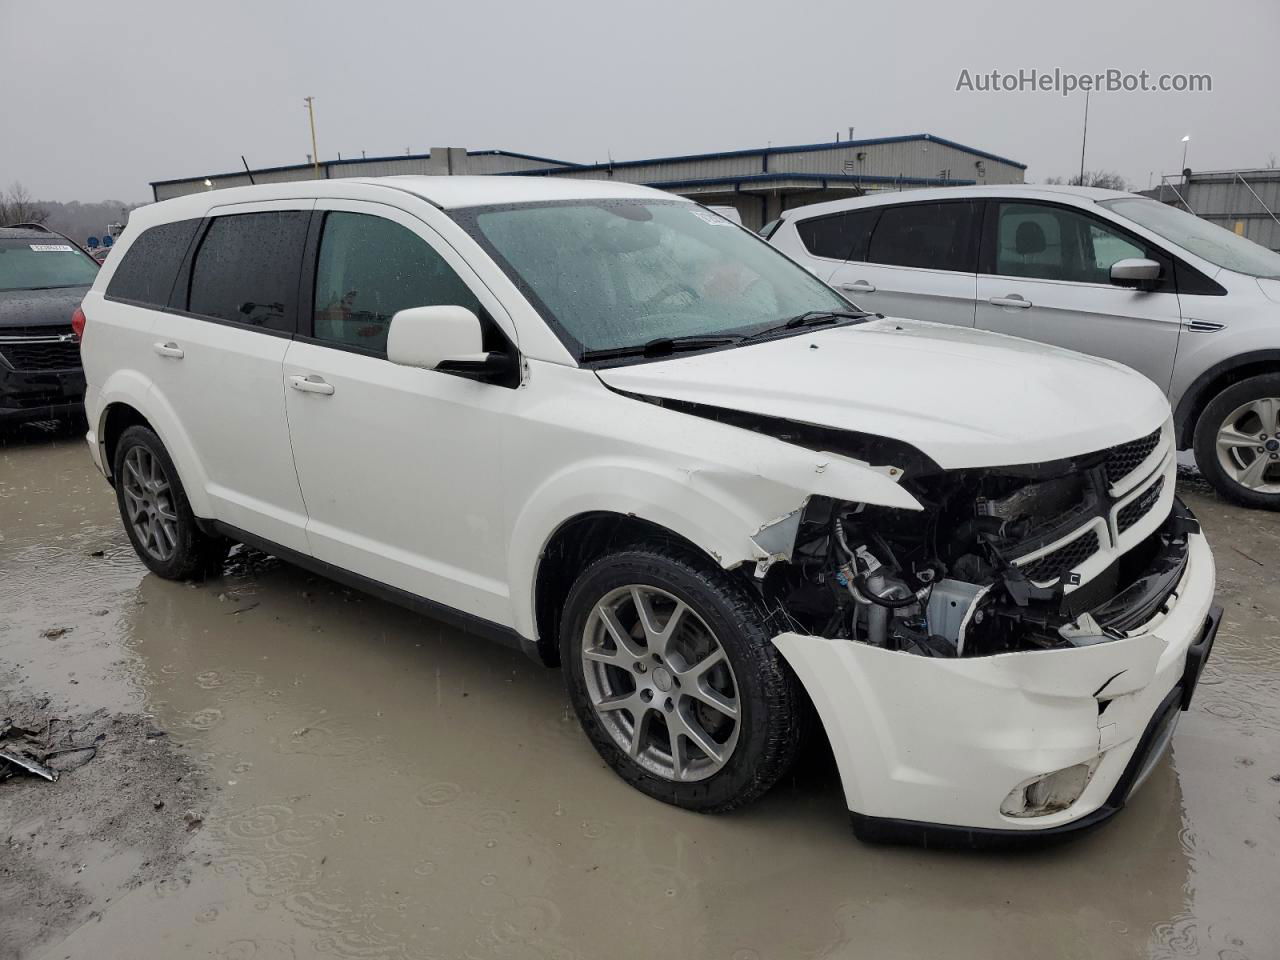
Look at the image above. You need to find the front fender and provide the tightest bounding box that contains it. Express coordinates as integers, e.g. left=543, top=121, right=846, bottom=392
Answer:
left=506, top=439, right=921, bottom=641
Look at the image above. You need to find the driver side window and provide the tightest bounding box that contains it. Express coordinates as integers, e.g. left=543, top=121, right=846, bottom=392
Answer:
left=312, top=212, right=481, bottom=356
left=993, top=202, right=1148, bottom=284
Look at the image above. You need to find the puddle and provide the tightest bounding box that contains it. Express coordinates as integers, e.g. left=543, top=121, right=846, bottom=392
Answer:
left=3, top=433, right=1279, bottom=959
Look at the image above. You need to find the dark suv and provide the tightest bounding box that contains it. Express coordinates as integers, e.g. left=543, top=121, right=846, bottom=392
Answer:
left=0, top=224, right=100, bottom=425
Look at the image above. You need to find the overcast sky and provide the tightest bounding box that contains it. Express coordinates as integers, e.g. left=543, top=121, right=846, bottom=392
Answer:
left=3, top=0, right=1277, bottom=202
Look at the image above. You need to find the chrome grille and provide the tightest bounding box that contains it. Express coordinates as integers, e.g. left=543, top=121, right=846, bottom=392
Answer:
left=0, top=339, right=82, bottom=371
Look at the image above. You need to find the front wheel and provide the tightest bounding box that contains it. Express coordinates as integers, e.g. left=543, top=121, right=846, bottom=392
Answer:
left=1193, top=374, right=1280, bottom=510
left=560, top=545, right=804, bottom=812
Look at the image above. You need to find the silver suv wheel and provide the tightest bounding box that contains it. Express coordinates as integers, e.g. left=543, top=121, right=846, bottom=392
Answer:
left=580, top=584, right=740, bottom=783
left=1214, top=397, right=1280, bottom=495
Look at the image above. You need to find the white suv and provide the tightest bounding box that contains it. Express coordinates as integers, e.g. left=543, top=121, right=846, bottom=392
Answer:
left=80, top=177, right=1219, bottom=845
left=767, top=184, right=1280, bottom=510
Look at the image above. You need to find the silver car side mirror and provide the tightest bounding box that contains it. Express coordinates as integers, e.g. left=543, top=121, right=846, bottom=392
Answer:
left=1110, top=258, right=1162, bottom=290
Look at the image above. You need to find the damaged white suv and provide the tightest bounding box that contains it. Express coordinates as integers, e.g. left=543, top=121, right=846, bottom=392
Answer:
left=80, top=177, right=1220, bottom=845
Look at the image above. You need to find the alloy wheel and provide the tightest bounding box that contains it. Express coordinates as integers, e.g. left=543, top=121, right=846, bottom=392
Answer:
left=120, top=445, right=180, bottom=563
left=1215, top=397, right=1280, bottom=495
left=580, top=584, right=740, bottom=782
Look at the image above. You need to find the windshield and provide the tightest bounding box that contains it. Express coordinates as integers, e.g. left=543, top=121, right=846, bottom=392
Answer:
left=456, top=199, right=851, bottom=357
left=1100, top=197, right=1280, bottom=279
left=0, top=238, right=99, bottom=291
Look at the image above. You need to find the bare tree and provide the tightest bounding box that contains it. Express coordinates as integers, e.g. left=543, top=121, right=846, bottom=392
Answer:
left=0, top=182, right=50, bottom=225
left=1043, top=171, right=1129, bottom=190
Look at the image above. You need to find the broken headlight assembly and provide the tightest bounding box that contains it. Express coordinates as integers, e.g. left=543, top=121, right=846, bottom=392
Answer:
left=763, top=440, right=1191, bottom=659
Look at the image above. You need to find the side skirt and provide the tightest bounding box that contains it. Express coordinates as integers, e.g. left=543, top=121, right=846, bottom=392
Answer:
left=201, top=519, right=544, bottom=665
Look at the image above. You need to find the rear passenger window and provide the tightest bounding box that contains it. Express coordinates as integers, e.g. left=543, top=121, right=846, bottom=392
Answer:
left=866, top=201, right=978, bottom=272
left=795, top=209, right=879, bottom=262
left=187, top=212, right=309, bottom=332
left=105, top=219, right=201, bottom=307
left=311, top=212, right=481, bottom=356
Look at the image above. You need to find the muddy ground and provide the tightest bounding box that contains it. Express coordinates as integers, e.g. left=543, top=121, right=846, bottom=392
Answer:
left=1, top=421, right=1278, bottom=960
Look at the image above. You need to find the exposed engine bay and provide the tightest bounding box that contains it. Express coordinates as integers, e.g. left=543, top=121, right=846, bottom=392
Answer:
left=757, top=425, right=1194, bottom=658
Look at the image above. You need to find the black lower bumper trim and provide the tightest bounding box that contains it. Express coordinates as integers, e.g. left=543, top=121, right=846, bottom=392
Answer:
left=851, top=605, right=1219, bottom=849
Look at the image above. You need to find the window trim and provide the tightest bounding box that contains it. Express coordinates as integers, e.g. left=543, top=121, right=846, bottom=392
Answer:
left=176, top=207, right=314, bottom=335
left=863, top=198, right=981, bottom=274
left=977, top=197, right=1180, bottom=293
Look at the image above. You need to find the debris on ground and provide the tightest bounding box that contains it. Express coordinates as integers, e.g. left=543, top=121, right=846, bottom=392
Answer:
left=0, top=747, right=58, bottom=781
left=39, top=627, right=70, bottom=640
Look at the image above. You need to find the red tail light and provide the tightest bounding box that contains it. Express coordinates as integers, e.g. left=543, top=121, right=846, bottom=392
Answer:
left=71, top=306, right=87, bottom=341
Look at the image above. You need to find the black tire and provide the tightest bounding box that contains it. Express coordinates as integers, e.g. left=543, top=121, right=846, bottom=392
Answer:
left=112, top=425, right=229, bottom=579
left=560, top=544, right=804, bottom=813
left=1192, top=373, right=1280, bottom=510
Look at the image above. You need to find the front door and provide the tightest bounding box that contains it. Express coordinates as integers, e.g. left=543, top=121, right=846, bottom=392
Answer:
left=974, top=200, right=1183, bottom=392
left=282, top=201, right=519, bottom=625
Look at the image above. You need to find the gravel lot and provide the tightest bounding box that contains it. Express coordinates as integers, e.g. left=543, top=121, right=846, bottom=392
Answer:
left=2, top=422, right=1278, bottom=960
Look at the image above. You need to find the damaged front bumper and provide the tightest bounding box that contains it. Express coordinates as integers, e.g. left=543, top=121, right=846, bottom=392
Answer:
left=772, top=522, right=1219, bottom=847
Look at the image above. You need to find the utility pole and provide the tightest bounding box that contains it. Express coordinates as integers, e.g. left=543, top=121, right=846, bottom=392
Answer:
left=1078, top=89, right=1089, bottom=186
left=304, top=96, right=320, bottom=179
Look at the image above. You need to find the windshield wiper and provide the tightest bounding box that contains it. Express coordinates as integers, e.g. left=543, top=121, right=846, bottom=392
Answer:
left=742, top=309, right=871, bottom=342
left=580, top=334, right=741, bottom=363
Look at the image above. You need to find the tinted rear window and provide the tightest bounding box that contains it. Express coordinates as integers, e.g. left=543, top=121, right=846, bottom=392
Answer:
left=795, top=208, right=879, bottom=261
left=866, top=201, right=978, bottom=272
left=187, top=212, right=309, bottom=332
left=105, top=220, right=201, bottom=306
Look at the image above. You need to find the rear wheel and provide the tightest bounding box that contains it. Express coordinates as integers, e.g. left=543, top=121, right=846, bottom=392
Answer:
left=1193, top=374, right=1280, bottom=510
left=560, top=545, right=804, bottom=812
left=113, top=425, right=229, bottom=579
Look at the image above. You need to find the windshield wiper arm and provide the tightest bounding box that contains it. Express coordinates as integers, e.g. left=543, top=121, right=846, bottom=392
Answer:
left=742, top=309, right=871, bottom=342
left=580, top=334, right=741, bottom=363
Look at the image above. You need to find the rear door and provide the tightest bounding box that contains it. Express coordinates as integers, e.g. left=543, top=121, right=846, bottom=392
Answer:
left=144, top=201, right=313, bottom=552
left=825, top=199, right=979, bottom=326
left=974, top=200, right=1182, bottom=391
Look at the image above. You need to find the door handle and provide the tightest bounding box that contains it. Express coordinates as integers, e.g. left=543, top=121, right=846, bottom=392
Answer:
left=837, top=280, right=877, bottom=293
left=152, top=341, right=184, bottom=359
left=988, top=295, right=1032, bottom=309
left=289, top=374, right=335, bottom=396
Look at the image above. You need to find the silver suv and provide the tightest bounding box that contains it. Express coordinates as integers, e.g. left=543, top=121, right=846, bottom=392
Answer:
left=768, top=185, right=1280, bottom=510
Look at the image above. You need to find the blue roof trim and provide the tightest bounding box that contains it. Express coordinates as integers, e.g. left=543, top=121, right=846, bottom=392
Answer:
left=150, top=149, right=578, bottom=187
left=505, top=133, right=1026, bottom=175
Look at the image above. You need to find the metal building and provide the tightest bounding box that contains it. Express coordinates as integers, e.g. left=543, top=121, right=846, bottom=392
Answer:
left=1141, top=169, right=1280, bottom=252
left=150, top=133, right=1026, bottom=231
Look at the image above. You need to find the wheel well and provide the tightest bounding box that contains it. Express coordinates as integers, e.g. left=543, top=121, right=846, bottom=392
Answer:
left=1177, top=355, right=1280, bottom=448
left=532, top=513, right=730, bottom=668
left=100, top=403, right=153, bottom=482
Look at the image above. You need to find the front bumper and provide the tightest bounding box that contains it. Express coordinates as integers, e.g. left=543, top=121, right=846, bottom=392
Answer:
left=0, top=364, right=85, bottom=424
left=773, top=523, right=1218, bottom=846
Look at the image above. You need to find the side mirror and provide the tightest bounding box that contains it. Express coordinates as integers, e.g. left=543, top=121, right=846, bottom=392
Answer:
left=387, top=305, right=485, bottom=370
left=1110, top=258, right=1162, bottom=290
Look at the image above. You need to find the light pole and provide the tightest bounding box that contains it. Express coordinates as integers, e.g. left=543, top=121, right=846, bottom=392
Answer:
left=304, top=96, right=320, bottom=179
left=1180, top=135, right=1191, bottom=175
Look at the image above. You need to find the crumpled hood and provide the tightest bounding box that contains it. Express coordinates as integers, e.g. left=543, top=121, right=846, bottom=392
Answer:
left=596, top=317, right=1170, bottom=470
